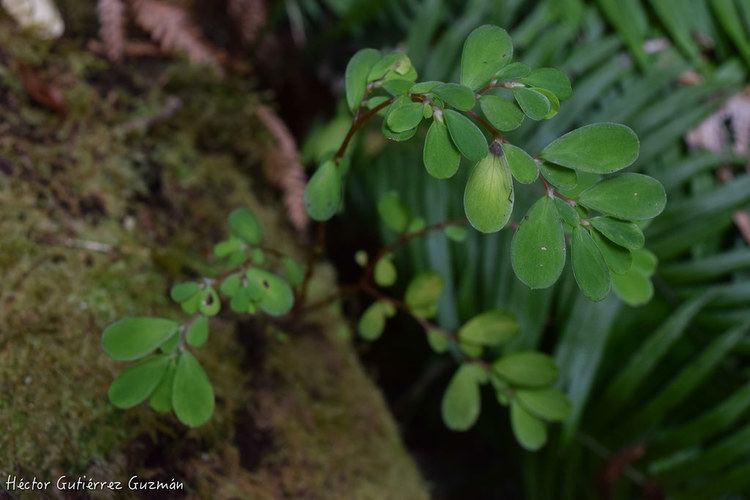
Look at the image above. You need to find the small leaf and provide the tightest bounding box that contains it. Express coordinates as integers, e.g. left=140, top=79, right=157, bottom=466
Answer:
left=512, top=87, right=550, bottom=120
left=251, top=248, right=266, bottom=265
left=345, top=48, right=380, bottom=112
left=443, top=109, right=488, bottom=162
left=572, top=226, right=611, bottom=301
left=358, top=302, right=388, bottom=341
left=374, top=257, right=397, bottom=287
left=612, top=266, right=654, bottom=307
left=410, top=80, right=441, bottom=94
left=503, top=144, right=538, bottom=184
left=511, top=400, right=547, bottom=450
left=590, top=216, right=644, bottom=250
left=199, top=287, right=221, bottom=316
left=386, top=101, right=424, bottom=132
left=172, top=352, right=215, bottom=427
left=423, top=119, right=461, bottom=179
left=520, top=68, right=572, bottom=100
left=180, top=292, right=203, bottom=314
left=444, top=225, right=468, bottom=242
left=540, top=161, right=577, bottom=189
left=108, top=355, right=170, bottom=409
left=214, top=238, right=243, bottom=258
left=170, top=282, right=200, bottom=303
left=382, top=78, right=413, bottom=96
left=148, top=361, right=175, bottom=413
left=441, top=364, right=484, bottom=431
left=492, top=351, right=558, bottom=387
left=228, top=207, right=263, bottom=244
left=511, top=197, right=566, bottom=289
left=554, top=198, right=579, bottom=229
left=304, top=160, right=342, bottom=222
left=186, top=315, right=209, bottom=347
left=458, top=310, right=519, bottom=346
left=245, top=268, right=294, bottom=316
left=479, top=95, right=524, bottom=131
left=102, top=317, right=179, bottom=361
left=432, top=83, right=476, bottom=111
left=579, top=173, right=666, bottom=221
left=427, top=328, right=450, bottom=353
left=404, top=271, right=443, bottom=318
left=368, top=52, right=412, bottom=81
left=463, top=152, right=514, bottom=233
left=282, top=256, right=305, bottom=286
left=591, top=229, right=632, bottom=275
left=536, top=88, right=560, bottom=119
left=516, top=388, right=571, bottom=422
left=540, top=123, right=639, bottom=174
left=460, top=25, right=513, bottom=90
left=377, top=191, right=409, bottom=232
left=407, top=217, right=426, bottom=232
left=495, top=62, right=530, bottom=81
left=220, top=273, right=242, bottom=296
left=382, top=119, right=418, bottom=142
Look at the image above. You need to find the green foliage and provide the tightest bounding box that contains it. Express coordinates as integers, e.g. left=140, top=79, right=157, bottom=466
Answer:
left=101, top=207, right=299, bottom=427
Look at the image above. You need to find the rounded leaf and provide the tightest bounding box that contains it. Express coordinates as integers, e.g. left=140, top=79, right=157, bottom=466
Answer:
left=572, top=226, right=611, bottom=301
left=612, top=267, right=654, bottom=307
left=511, top=400, right=547, bottom=450
left=458, top=310, right=519, bottom=346
left=427, top=328, right=450, bottom=353
left=170, top=282, right=200, bottom=303
left=282, top=256, right=305, bottom=286
left=520, top=68, right=572, bottom=100
left=516, top=388, right=571, bottom=422
left=404, top=271, right=443, bottom=318
left=149, top=361, right=175, bottom=413
left=172, top=352, right=215, bottom=427
left=443, top=109, right=488, bottom=162
left=304, top=160, right=342, bottom=221
left=511, top=197, right=566, bottom=289
left=503, top=143, right=538, bottom=184
left=479, top=95, right=524, bottom=132
left=492, top=351, right=558, bottom=387
left=374, top=258, right=397, bottom=287
left=108, top=355, right=170, bottom=409
left=460, top=25, right=513, bottom=90
left=495, top=62, right=530, bottom=81
left=590, top=216, right=644, bottom=250
left=444, top=225, right=468, bottom=242
left=512, top=87, right=550, bottom=121
left=228, top=207, right=262, bottom=244
left=377, top=191, right=409, bottom=232
left=186, top=315, right=209, bottom=348
left=423, top=119, right=461, bottom=179
left=245, top=268, right=294, bottom=316
left=441, top=365, right=483, bottom=431
left=102, top=317, right=179, bottom=361
left=198, top=287, right=221, bottom=316
left=345, top=48, right=380, bottom=112
left=463, top=152, right=514, bottom=233
left=591, top=229, right=632, bottom=275
left=579, top=173, right=666, bottom=221
left=540, top=161, right=577, bottom=189
left=540, top=123, right=639, bottom=174
left=358, top=302, right=387, bottom=341
left=432, top=83, right=476, bottom=111
left=386, top=101, right=424, bottom=132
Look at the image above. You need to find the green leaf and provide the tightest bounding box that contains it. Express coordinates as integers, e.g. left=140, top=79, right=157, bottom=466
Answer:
left=367, top=52, right=412, bottom=82
left=461, top=25, right=512, bottom=90
left=536, top=88, right=560, bottom=119
left=102, top=317, right=179, bottom=361
left=443, top=109, right=488, bottom=162
left=591, top=229, right=632, bottom=275
left=590, top=216, right=644, bottom=250
left=479, top=95, right=524, bottom=131
left=612, top=264, right=654, bottom=306
left=382, top=119, right=418, bottom=142
left=245, top=268, right=294, bottom=316
left=579, top=173, right=666, bottom=220
left=407, top=217, right=425, bottom=232
left=432, top=83, right=476, bottom=111
left=381, top=78, right=413, bottom=96
left=444, top=225, right=468, bottom=242
left=410, top=81, right=440, bottom=94
left=220, top=273, right=241, bottom=296
left=540, top=123, right=639, bottom=174
left=148, top=361, right=175, bottom=413
left=512, top=87, right=550, bottom=120
left=386, top=101, right=424, bottom=132
left=511, top=197, right=566, bottom=289
left=540, top=161, right=577, bottom=189
left=377, top=191, right=409, bottom=232
left=198, top=287, right=220, bottom=316
left=516, top=388, right=571, bottom=422
left=572, top=226, right=611, bottom=301
left=554, top=198, right=579, bottom=229
left=493, top=351, right=558, bottom=387
left=170, top=282, right=200, bottom=303
left=214, top=238, right=243, bottom=258
left=282, top=256, right=305, bottom=286
left=303, top=160, right=342, bottom=222
left=457, top=310, right=519, bottom=346
left=228, top=208, right=262, bottom=245
left=441, top=364, right=484, bottom=431
left=427, top=328, right=450, bottom=353
left=423, top=119, right=461, bottom=179
left=374, top=257, right=397, bottom=287
left=251, top=248, right=266, bottom=265
left=511, top=400, right=547, bottom=450
left=404, top=271, right=443, bottom=318
left=358, top=301, right=388, bottom=341
left=520, top=68, right=572, bottom=100
left=108, top=355, right=170, bottom=409
left=463, top=152, right=514, bottom=233
left=503, top=143, right=538, bottom=184
left=186, top=315, right=209, bottom=348
left=172, top=352, right=215, bottom=427
left=495, top=62, right=530, bottom=81
left=345, top=48, right=380, bottom=112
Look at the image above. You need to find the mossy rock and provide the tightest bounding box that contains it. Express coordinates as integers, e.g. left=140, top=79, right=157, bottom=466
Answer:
left=0, top=17, right=425, bottom=499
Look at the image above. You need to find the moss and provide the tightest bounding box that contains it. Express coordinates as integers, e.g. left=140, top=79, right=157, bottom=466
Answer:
left=0, top=16, right=425, bottom=499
